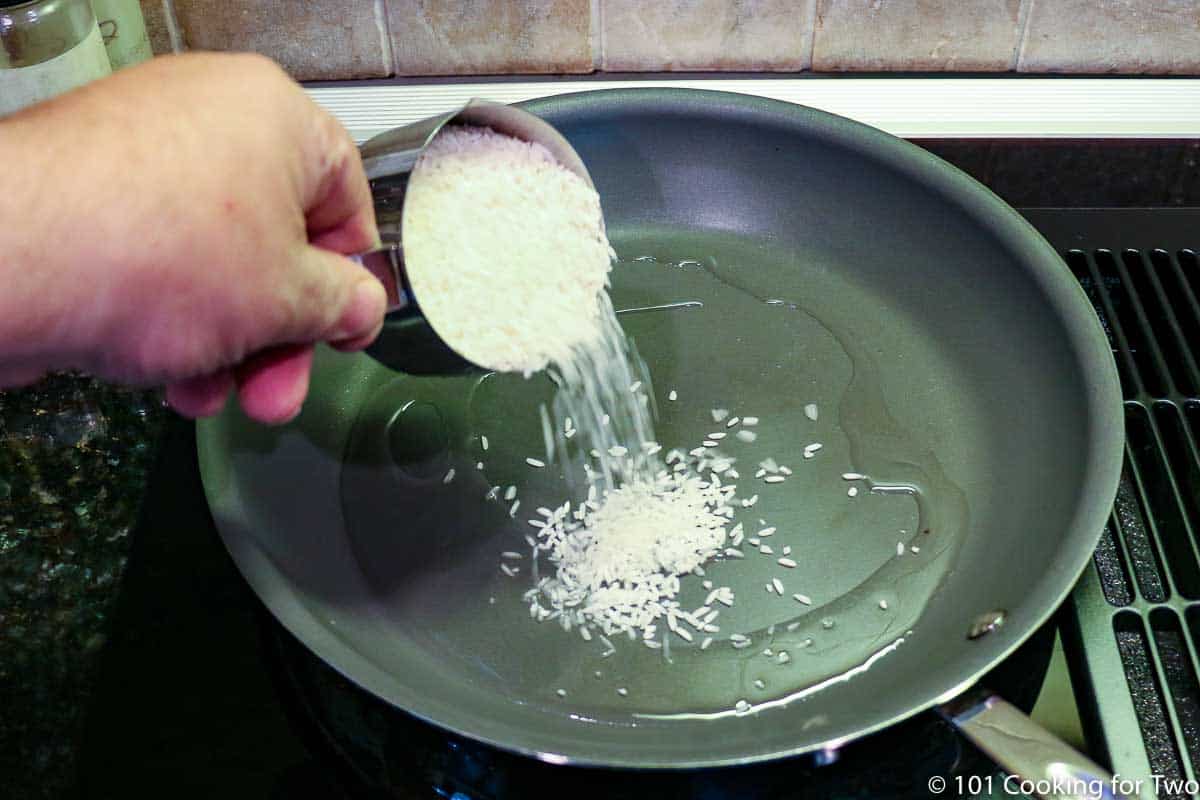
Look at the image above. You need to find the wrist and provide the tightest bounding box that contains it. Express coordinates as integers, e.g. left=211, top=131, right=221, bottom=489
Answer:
left=0, top=102, right=112, bottom=374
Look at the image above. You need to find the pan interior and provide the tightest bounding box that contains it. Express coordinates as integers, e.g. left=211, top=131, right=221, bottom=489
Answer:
left=340, top=225, right=974, bottom=720
left=199, top=89, right=1119, bottom=766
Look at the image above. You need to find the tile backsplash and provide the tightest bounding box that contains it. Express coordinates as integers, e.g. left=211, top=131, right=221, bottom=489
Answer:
left=140, top=0, right=1200, bottom=79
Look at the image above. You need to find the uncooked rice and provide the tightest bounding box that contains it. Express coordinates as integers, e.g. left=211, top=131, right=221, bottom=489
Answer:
left=414, top=127, right=822, bottom=663
left=404, top=125, right=613, bottom=374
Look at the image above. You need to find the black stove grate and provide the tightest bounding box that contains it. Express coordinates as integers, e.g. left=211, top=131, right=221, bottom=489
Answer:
left=1059, top=241, right=1200, bottom=799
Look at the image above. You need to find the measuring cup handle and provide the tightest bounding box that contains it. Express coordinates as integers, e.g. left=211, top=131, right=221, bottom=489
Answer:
left=351, top=245, right=411, bottom=314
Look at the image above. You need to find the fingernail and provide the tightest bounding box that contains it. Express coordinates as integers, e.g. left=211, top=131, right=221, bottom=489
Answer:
left=334, top=278, right=387, bottom=341
left=276, top=399, right=304, bottom=425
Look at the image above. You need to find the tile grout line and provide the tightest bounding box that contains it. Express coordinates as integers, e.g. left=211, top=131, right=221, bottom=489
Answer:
left=375, top=0, right=395, bottom=78
left=1013, top=0, right=1035, bottom=72
left=591, top=0, right=605, bottom=73
left=802, top=0, right=820, bottom=71
left=161, top=0, right=184, bottom=53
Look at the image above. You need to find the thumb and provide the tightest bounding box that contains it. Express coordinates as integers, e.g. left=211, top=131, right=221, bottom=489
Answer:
left=282, top=245, right=387, bottom=349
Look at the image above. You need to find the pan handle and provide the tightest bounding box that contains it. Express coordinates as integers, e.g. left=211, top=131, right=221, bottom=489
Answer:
left=942, top=689, right=1134, bottom=800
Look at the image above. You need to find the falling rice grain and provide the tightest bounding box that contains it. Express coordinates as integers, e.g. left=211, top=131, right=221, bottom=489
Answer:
left=526, top=457, right=545, bottom=468
left=804, top=403, right=819, bottom=421
left=778, top=558, right=797, bottom=568
left=765, top=476, right=786, bottom=484
left=793, top=593, right=812, bottom=605
left=772, top=578, right=784, bottom=595
left=736, top=430, right=757, bottom=443
left=443, top=468, right=456, bottom=484
left=668, top=389, right=678, bottom=401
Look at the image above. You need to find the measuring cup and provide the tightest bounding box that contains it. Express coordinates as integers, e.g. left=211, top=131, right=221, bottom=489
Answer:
left=351, top=98, right=597, bottom=375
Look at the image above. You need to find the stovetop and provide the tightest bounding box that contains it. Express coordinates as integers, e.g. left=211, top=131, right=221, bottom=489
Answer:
left=63, top=208, right=1199, bottom=799
left=1023, top=209, right=1200, bottom=800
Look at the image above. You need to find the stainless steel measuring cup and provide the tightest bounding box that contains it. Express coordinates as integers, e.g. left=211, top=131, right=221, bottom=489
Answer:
left=351, top=98, right=598, bottom=375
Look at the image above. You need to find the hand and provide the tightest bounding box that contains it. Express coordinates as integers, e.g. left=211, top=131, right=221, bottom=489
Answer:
left=0, top=53, right=386, bottom=424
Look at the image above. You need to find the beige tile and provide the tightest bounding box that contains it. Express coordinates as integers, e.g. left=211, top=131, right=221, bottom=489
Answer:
left=601, top=0, right=815, bottom=71
left=387, top=0, right=592, bottom=75
left=174, top=0, right=391, bottom=80
left=1020, top=0, right=1200, bottom=74
left=813, top=0, right=1022, bottom=71
left=139, top=0, right=175, bottom=55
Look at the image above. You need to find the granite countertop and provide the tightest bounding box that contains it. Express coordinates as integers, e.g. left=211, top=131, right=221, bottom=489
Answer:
left=0, top=374, right=165, bottom=799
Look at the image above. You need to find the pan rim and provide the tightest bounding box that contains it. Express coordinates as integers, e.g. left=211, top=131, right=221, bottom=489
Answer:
left=199, top=86, right=1124, bottom=769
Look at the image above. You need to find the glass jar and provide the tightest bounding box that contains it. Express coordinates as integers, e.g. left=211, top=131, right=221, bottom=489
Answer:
left=0, top=0, right=111, bottom=116
left=91, top=0, right=151, bottom=70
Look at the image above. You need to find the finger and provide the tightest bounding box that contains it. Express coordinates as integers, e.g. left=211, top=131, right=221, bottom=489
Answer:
left=165, top=369, right=235, bottom=418
left=328, top=317, right=384, bottom=353
left=305, top=115, right=379, bottom=255
left=282, top=245, right=388, bottom=345
left=234, top=343, right=313, bottom=425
